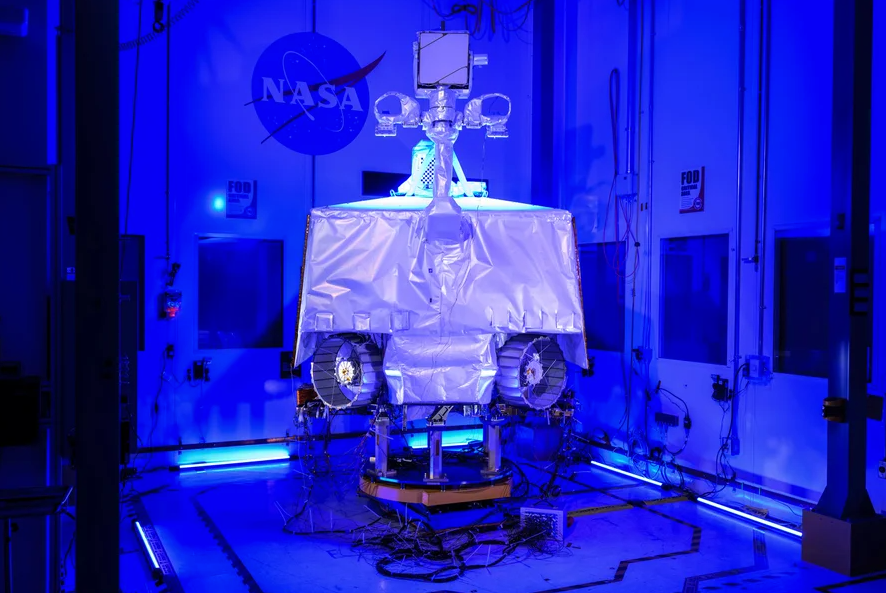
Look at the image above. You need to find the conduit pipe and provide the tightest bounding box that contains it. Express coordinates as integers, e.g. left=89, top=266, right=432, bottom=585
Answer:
left=626, top=0, right=638, bottom=175
left=644, top=0, right=655, bottom=351
left=755, top=0, right=771, bottom=357
left=733, top=0, right=747, bottom=379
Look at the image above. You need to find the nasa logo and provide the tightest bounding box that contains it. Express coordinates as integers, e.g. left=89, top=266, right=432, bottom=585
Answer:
left=249, top=33, right=385, bottom=155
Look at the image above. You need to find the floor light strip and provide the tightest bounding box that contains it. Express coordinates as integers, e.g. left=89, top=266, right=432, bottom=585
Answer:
left=695, top=497, right=803, bottom=538
left=590, top=460, right=664, bottom=487
left=134, top=521, right=160, bottom=570
left=177, top=453, right=291, bottom=470
left=589, top=460, right=802, bottom=537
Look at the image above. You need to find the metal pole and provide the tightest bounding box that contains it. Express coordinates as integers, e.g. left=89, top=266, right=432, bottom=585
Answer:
left=733, top=0, right=747, bottom=380
left=165, top=1, right=171, bottom=263
left=755, top=0, right=771, bottom=357
left=644, top=0, right=655, bottom=351
left=802, top=0, right=886, bottom=577
left=424, top=429, right=447, bottom=483
left=626, top=0, right=638, bottom=175
left=373, top=413, right=394, bottom=477
left=74, top=0, right=120, bottom=590
left=482, top=421, right=504, bottom=476
left=727, top=0, right=749, bottom=452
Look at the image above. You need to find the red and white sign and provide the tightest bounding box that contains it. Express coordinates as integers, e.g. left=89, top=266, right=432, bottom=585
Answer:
left=679, top=167, right=705, bottom=214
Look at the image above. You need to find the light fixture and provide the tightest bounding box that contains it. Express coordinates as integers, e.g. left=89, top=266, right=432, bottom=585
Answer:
left=589, top=460, right=803, bottom=538
left=590, top=460, right=663, bottom=487
left=330, top=196, right=548, bottom=211
left=405, top=428, right=483, bottom=449
left=696, top=497, right=802, bottom=538
left=175, top=444, right=292, bottom=471
left=134, top=521, right=160, bottom=571
left=213, top=196, right=225, bottom=211
left=177, top=454, right=291, bottom=471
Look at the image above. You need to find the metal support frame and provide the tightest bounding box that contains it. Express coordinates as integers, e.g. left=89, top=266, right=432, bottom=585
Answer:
left=424, top=428, right=447, bottom=483
left=801, top=0, right=886, bottom=576
left=373, top=413, right=395, bottom=478
left=481, top=418, right=506, bottom=477
left=74, top=0, right=120, bottom=590
left=424, top=405, right=450, bottom=483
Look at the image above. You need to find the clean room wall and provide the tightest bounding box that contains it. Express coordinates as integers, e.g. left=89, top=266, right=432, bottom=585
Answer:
left=564, top=0, right=630, bottom=440
left=120, top=0, right=312, bottom=450
left=121, top=0, right=536, bottom=450
left=570, top=0, right=886, bottom=510
left=643, top=0, right=747, bottom=492
left=569, top=0, right=745, bottom=488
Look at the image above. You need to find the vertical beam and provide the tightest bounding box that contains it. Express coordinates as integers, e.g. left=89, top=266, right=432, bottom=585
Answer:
left=733, top=0, right=747, bottom=375
left=802, top=0, right=886, bottom=577
left=424, top=429, right=447, bottom=483
left=74, top=0, right=120, bottom=591
left=373, top=413, right=393, bottom=477
left=482, top=420, right=505, bottom=476
left=48, top=166, right=62, bottom=593
left=819, top=0, right=874, bottom=522
left=531, top=0, right=556, bottom=207
left=625, top=0, right=638, bottom=176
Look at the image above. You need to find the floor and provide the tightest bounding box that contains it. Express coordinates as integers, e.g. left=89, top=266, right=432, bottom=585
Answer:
left=114, top=443, right=886, bottom=593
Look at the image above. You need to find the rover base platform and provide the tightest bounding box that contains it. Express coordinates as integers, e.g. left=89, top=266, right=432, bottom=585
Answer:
left=360, top=459, right=512, bottom=506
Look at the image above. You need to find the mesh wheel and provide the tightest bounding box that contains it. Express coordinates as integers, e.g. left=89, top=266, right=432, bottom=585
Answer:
left=311, top=334, right=383, bottom=408
left=496, top=334, right=567, bottom=410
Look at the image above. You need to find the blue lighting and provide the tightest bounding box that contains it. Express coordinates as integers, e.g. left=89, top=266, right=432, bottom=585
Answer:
left=589, top=461, right=802, bottom=538
left=212, top=196, right=225, bottom=211
left=134, top=521, right=160, bottom=570
left=590, top=460, right=663, bottom=487
left=405, top=428, right=483, bottom=449
left=328, top=196, right=550, bottom=211
left=697, top=497, right=803, bottom=538
left=176, top=444, right=291, bottom=470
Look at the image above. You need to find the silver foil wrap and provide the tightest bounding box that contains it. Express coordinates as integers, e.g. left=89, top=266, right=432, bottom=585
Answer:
left=294, top=198, right=588, bottom=405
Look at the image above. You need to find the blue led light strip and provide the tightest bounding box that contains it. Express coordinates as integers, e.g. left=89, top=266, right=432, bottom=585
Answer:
left=696, top=497, right=803, bottom=538
left=589, top=461, right=802, bottom=538
left=590, top=460, right=663, bottom=487
left=404, top=428, right=483, bottom=449
left=134, top=521, right=160, bottom=570
left=177, top=454, right=291, bottom=470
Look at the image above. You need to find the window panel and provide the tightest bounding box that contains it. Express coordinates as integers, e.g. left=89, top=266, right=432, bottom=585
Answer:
left=197, top=237, right=284, bottom=350
left=579, top=241, right=625, bottom=352
left=660, top=234, right=730, bottom=364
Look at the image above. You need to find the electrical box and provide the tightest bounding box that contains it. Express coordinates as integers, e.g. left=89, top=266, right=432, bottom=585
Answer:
left=655, top=412, right=679, bottom=428
left=744, top=355, right=772, bottom=384
left=711, top=375, right=730, bottom=402
left=721, top=436, right=741, bottom=456
left=192, top=358, right=211, bottom=381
